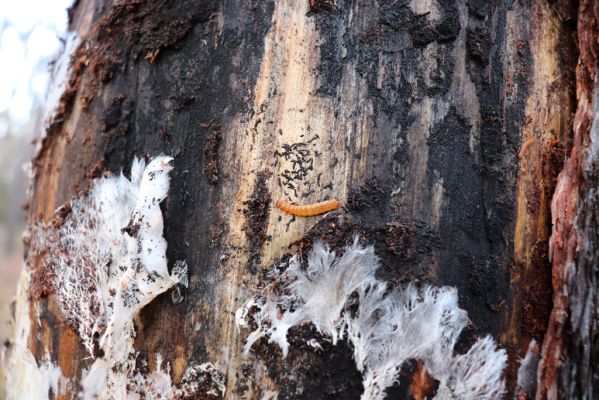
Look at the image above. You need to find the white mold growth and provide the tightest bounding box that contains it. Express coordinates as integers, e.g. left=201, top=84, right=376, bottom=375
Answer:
left=515, top=339, right=540, bottom=398
left=127, top=354, right=174, bottom=400
left=43, top=30, right=80, bottom=127
left=7, top=348, right=69, bottom=400
left=237, top=240, right=380, bottom=356
left=5, top=271, right=69, bottom=399
left=237, top=238, right=507, bottom=400
left=175, top=362, right=227, bottom=398
left=434, top=336, right=507, bottom=400
left=28, top=155, right=196, bottom=399
left=32, top=156, right=185, bottom=358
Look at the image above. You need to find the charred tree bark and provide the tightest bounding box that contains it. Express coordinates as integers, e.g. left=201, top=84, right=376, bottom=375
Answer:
left=5, top=0, right=597, bottom=399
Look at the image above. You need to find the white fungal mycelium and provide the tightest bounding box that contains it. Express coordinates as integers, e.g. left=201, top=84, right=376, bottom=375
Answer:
left=516, top=339, right=540, bottom=398
left=26, top=155, right=205, bottom=399
left=237, top=238, right=507, bottom=400
left=43, top=30, right=80, bottom=127
left=5, top=271, right=70, bottom=400
left=175, top=362, right=227, bottom=398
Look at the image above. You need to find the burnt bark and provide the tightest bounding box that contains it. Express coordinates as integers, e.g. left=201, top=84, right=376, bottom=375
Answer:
left=7, top=0, right=598, bottom=399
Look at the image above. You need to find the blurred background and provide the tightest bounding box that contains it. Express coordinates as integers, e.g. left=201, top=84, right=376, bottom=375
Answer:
left=0, top=0, right=73, bottom=396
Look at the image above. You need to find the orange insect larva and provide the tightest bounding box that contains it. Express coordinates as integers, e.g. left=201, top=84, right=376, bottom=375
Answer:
left=519, top=137, right=539, bottom=159
left=275, top=199, right=341, bottom=217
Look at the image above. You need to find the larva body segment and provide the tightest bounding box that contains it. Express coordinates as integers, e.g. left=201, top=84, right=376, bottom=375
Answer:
left=518, top=137, right=538, bottom=159
left=275, top=199, right=341, bottom=217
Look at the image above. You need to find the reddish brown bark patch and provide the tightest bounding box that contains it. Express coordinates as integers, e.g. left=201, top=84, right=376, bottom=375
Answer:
left=537, top=1, right=599, bottom=398
left=201, top=123, right=222, bottom=185
left=82, top=0, right=210, bottom=104
left=26, top=204, right=72, bottom=300
left=345, top=178, right=385, bottom=213
left=410, top=361, right=439, bottom=400
left=242, top=171, right=272, bottom=273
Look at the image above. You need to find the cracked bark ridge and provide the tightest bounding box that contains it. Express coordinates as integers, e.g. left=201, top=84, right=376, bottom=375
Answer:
left=537, top=1, right=599, bottom=399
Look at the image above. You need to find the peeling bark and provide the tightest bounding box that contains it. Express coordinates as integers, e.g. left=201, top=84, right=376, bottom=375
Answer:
left=537, top=1, right=599, bottom=399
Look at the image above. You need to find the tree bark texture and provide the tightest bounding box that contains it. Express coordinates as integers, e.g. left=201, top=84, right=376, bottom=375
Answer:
left=536, top=1, right=599, bottom=399
left=8, top=0, right=598, bottom=398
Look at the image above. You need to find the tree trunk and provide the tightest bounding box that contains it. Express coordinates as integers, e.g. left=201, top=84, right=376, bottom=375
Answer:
left=4, top=0, right=596, bottom=399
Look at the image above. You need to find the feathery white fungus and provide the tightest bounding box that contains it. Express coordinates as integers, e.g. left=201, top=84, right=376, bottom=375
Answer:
left=58, top=155, right=183, bottom=399
left=25, top=155, right=225, bottom=399
left=237, top=238, right=507, bottom=400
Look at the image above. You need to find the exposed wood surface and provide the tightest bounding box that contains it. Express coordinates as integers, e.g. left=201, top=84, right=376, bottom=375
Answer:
left=14, top=0, right=593, bottom=398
